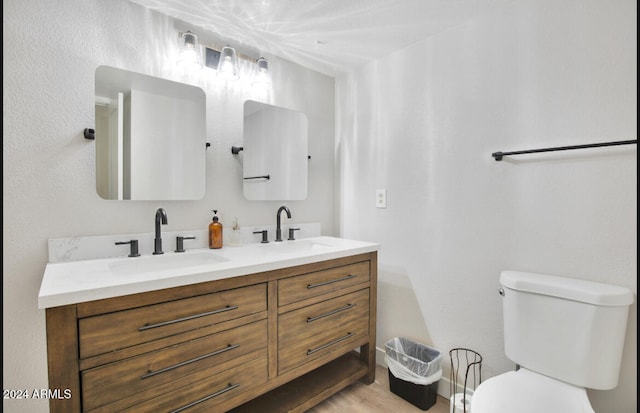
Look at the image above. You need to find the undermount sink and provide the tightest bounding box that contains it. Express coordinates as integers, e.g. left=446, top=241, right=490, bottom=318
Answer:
left=109, top=251, right=228, bottom=275
left=106, top=239, right=337, bottom=277
left=252, top=239, right=334, bottom=255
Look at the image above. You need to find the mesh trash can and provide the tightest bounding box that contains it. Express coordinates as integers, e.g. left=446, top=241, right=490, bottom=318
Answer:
left=385, top=337, right=442, bottom=411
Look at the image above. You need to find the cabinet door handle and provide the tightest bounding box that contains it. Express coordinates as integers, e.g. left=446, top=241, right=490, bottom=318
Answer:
left=138, top=305, right=239, bottom=331
left=307, top=274, right=356, bottom=289
left=169, top=383, right=240, bottom=413
left=306, top=304, right=355, bottom=323
left=306, top=332, right=355, bottom=355
left=140, top=344, right=240, bottom=380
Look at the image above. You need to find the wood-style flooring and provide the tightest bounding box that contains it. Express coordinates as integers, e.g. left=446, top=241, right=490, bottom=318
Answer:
left=308, top=365, right=450, bottom=413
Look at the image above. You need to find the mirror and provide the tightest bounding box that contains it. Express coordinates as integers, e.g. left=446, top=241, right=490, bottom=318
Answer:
left=242, top=100, right=308, bottom=200
left=94, top=66, right=206, bottom=200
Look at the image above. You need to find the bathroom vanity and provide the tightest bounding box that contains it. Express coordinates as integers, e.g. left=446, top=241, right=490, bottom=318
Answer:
left=40, top=237, right=378, bottom=412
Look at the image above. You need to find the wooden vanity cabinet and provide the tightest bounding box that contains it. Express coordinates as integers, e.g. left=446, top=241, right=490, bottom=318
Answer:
left=46, top=252, right=377, bottom=413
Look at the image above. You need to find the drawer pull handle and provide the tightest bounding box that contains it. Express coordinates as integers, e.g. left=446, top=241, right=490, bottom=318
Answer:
left=307, top=274, right=356, bottom=289
left=306, top=332, right=355, bottom=355
left=140, top=344, right=240, bottom=380
left=306, top=304, right=355, bottom=323
left=138, top=305, right=239, bottom=331
left=169, top=383, right=240, bottom=413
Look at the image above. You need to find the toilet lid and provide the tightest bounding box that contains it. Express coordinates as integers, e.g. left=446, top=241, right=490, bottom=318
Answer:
left=470, top=369, right=595, bottom=413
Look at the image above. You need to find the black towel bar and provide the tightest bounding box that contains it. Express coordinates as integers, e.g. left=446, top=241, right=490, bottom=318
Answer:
left=492, top=139, right=637, bottom=161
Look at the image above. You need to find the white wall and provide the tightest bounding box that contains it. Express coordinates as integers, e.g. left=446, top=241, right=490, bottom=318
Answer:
left=336, top=0, right=637, bottom=412
left=2, top=0, right=334, bottom=411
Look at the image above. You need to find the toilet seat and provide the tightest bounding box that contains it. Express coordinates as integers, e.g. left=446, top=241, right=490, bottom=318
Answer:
left=470, top=368, right=595, bottom=413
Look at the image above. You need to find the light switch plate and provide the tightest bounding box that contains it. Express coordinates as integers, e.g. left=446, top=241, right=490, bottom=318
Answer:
left=376, top=189, right=387, bottom=208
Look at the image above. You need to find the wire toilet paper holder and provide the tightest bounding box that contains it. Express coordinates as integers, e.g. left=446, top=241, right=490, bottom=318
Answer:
left=449, top=348, right=482, bottom=413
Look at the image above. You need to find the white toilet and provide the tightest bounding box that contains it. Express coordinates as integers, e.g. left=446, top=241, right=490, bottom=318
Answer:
left=471, top=270, right=633, bottom=413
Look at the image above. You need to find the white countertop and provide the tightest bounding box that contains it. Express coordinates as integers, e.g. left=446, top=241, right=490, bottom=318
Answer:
left=38, top=236, right=379, bottom=309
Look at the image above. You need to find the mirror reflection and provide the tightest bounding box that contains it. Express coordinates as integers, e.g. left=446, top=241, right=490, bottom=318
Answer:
left=95, top=66, right=206, bottom=200
left=242, top=101, right=308, bottom=200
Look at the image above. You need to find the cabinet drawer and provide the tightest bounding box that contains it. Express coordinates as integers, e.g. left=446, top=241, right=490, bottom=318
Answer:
left=79, top=283, right=266, bottom=359
left=278, top=289, right=370, bottom=374
left=82, top=320, right=267, bottom=412
left=94, top=355, right=268, bottom=413
left=278, top=261, right=369, bottom=306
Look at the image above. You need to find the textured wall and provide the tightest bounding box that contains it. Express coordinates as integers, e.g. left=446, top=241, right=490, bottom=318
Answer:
left=336, top=0, right=637, bottom=412
left=3, top=0, right=334, bottom=411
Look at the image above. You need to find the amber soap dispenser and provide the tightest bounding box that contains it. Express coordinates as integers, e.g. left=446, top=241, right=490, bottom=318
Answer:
left=208, top=210, right=223, bottom=249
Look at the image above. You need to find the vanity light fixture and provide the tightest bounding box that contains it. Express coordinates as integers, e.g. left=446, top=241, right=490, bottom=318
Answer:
left=185, top=34, right=270, bottom=84
left=176, top=31, right=203, bottom=70
left=217, top=45, right=240, bottom=80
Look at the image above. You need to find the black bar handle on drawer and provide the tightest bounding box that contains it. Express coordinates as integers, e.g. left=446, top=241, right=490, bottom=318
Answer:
left=307, top=332, right=355, bottom=355
left=140, top=344, right=239, bottom=380
left=138, top=305, right=239, bottom=331
left=307, top=274, right=356, bottom=289
left=306, top=304, right=355, bottom=323
left=169, top=383, right=240, bottom=413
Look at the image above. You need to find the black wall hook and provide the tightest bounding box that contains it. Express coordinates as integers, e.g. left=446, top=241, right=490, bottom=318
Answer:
left=231, top=146, right=244, bottom=154
left=84, top=128, right=95, bottom=140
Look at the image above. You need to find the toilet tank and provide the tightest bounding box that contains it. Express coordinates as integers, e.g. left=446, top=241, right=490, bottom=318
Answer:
left=500, top=270, right=633, bottom=390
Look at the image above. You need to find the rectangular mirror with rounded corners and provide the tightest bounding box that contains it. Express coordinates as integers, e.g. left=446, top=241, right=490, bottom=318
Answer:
left=95, top=65, right=206, bottom=200
left=242, top=100, right=308, bottom=200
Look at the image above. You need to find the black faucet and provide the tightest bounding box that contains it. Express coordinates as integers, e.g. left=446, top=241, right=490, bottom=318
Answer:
left=275, top=206, right=292, bottom=242
left=153, top=208, right=168, bottom=255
